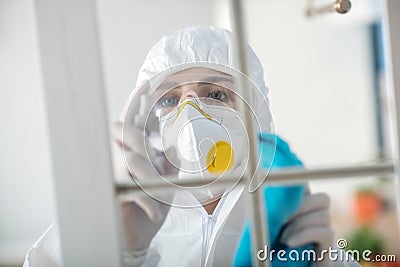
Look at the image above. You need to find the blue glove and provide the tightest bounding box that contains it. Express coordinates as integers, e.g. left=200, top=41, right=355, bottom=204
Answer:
left=233, top=133, right=312, bottom=267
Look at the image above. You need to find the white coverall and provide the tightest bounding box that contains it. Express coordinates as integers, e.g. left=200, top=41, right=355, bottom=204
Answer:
left=23, top=26, right=360, bottom=267
left=24, top=187, right=247, bottom=267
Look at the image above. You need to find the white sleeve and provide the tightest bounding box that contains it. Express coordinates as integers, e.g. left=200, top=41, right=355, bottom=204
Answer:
left=23, top=223, right=62, bottom=267
left=123, top=248, right=149, bottom=266
left=22, top=221, right=157, bottom=267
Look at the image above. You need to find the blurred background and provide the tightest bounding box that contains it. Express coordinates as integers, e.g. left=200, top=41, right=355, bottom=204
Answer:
left=1, top=0, right=399, bottom=266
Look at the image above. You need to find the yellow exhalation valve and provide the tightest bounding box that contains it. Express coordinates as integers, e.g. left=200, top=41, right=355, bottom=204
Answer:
left=206, top=141, right=235, bottom=174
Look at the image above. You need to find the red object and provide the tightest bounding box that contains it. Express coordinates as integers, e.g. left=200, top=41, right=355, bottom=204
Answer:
left=354, top=191, right=382, bottom=224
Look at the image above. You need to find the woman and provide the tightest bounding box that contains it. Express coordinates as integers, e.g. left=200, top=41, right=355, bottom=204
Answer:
left=24, top=26, right=357, bottom=267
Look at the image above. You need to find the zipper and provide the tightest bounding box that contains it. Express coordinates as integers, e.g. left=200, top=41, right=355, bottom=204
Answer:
left=201, top=214, right=214, bottom=267
left=199, top=195, right=226, bottom=266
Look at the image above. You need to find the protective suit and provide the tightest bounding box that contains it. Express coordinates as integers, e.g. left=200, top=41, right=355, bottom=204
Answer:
left=132, top=134, right=306, bottom=267
left=23, top=26, right=360, bottom=267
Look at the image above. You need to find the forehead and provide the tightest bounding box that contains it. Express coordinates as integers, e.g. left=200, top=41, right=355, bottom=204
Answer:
left=163, top=67, right=232, bottom=84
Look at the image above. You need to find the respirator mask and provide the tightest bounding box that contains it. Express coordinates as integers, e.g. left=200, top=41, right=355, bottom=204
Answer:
left=157, top=93, right=249, bottom=203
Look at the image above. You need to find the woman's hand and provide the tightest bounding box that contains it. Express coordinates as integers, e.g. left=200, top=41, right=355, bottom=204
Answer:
left=112, top=121, right=172, bottom=255
left=280, top=192, right=334, bottom=267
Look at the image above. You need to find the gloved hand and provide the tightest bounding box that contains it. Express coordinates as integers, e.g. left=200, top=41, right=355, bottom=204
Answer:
left=113, top=122, right=172, bottom=249
left=234, top=134, right=307, bottom=267
left=112, top=88, right=176, bottom=263
left=280, top=192, right=334, bottom=267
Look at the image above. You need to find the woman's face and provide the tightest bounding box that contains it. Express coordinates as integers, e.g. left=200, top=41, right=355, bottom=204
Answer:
left=152, top=68, right=237, bottom=117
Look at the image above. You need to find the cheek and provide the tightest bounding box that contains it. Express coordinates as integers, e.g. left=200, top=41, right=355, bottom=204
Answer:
left=162, top=106, right=175, bottom=116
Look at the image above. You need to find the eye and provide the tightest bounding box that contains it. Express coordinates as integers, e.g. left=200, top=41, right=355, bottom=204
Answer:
left=208, top=90, right=226, bottom=101
left=158, top=96, right=178, bottom=108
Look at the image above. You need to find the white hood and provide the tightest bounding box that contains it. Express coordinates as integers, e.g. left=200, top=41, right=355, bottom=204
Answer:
left=130, top=26, right=272, bottom=132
